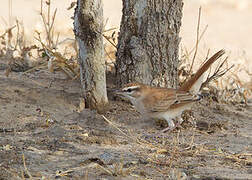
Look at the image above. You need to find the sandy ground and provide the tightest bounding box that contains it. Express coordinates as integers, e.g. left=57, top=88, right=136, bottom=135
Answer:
left=0, top=68, right=252, bottom=179
left=0, top=0, right=252, bottom=179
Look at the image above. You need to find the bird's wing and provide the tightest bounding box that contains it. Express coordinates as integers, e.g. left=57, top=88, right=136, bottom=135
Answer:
left=145, top=89, right=198, bottom=113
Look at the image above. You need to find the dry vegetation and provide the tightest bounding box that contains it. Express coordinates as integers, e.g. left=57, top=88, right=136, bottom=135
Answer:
left=0, top=0, right=252, bottom=179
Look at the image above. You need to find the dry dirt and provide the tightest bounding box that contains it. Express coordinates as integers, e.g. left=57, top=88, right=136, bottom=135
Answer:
left=0, top=66, right=252, bottom=179
left=0, top=0, right=252, bottom=179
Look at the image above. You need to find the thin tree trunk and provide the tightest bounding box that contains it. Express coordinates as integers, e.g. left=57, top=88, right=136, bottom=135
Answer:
left=116, top=0, right=183, bottom=88
left=74, top=0, right=108, bottom=112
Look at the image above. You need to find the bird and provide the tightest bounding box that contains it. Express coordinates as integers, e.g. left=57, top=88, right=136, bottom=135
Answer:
left=115, top=49, right=225, bottom=132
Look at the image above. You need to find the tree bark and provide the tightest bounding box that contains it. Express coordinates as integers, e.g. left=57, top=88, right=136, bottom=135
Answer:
left=74, top=0, right=108, bottom=112
left=116, top=0, right=183, bottom=88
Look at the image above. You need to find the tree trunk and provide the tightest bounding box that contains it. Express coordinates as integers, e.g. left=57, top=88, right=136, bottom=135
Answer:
left=74, top=0, right=108, bottom=112
left=116, top=0, right=183, bottom=88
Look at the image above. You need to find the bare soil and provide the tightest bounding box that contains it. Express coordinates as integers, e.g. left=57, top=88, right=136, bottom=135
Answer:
left=0, top=0, right=252, bottom=179
left=0, top=65, right=252, bottom=179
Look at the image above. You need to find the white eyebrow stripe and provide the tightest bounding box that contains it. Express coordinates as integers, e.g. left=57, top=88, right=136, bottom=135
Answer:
left=122, top=86, right=140, bottom=91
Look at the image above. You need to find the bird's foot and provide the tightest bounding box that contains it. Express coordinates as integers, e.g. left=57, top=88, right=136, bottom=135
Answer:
left=161, top=126, right=176, bottom=133
left=161, top=120, right=184, bottom=133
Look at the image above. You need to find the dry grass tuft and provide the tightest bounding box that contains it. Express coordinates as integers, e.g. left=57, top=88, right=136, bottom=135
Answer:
left=0, top=0, right=119, bottom=80
left=179, top=7, right=251, bottom=106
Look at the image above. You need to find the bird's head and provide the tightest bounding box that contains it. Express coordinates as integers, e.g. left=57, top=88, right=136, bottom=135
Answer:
left=115, top=82, right=144, bottom=101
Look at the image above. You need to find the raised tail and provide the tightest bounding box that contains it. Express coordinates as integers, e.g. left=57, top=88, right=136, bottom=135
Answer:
left=179, top=49, right=225, bottom=93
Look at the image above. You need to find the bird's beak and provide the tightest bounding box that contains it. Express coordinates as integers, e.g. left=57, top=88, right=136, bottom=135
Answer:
left=113, top=89, right=123, bottom=95
left=114, top=89, right=122, bottom=95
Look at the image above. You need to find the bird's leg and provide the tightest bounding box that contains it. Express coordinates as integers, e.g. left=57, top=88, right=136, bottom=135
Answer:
left=143, top=119, right=176, bottom=139
left=161, top=119, right=176, bottom=133
left=176, top=117, right=184, bottom=127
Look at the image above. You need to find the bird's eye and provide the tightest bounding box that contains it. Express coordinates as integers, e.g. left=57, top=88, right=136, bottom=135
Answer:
left=127, top=88, right=132, bottom=93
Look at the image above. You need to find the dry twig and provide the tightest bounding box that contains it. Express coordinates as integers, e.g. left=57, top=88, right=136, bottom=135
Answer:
left=201, top=56, right=234, bottom=89
left=189, top=7, right=202, bottom=75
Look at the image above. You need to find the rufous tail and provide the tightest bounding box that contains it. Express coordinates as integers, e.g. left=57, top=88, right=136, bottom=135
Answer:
left=179, top=49, right=225, bottom=92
